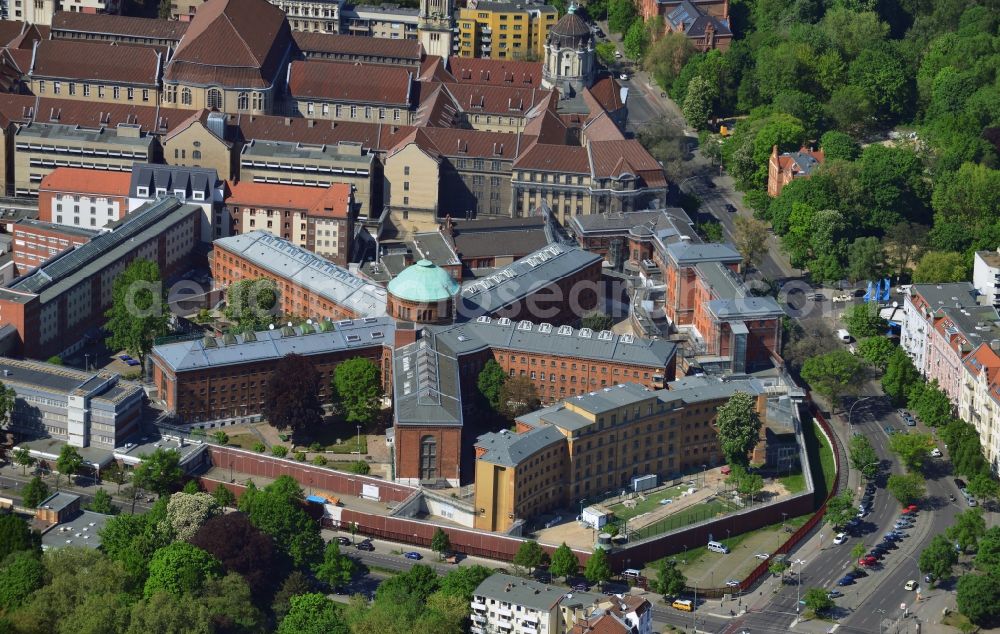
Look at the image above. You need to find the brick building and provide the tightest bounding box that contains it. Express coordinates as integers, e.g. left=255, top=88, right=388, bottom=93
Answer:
left=0, top=197, right=202, bottom=359
left=10, top=219, right=98, bottom=274
left=767, top=145, right=825, bottom=197
left=149, top=316, right=394, bottom=424
left=227, top=181, right=355, bottom=265
left=37, top=168, right=132, bottom=229
left=211, top=231, right=387, bottom=320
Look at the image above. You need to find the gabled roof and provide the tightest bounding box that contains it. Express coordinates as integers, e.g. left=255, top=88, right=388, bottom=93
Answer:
left=776, top=146, right=825, bottom=177
left=40, top=167, right=131, bottom=197
left=2, top=47, right=32, bottom=75
left=292, top=30, right=423, bottom=62
left=235, top=114, right=415, bottom=152
left=586, top=77, right=625, bottom=113
left=514, top=143, right=590, bottom=173
left=0, top=21, right=26, bottom=47
left=130, top=164, right=220, bottom=199
left=227, top=181, right=352, bottom=217
left=588, top=139, right=663, bottom=180
left=50, top=12, right=189, bottom=41
left=581, top=111, right=625, bottom=143
left=446, top=56, right=542, bottom=87
left=417, top=55, right=452, bottom=83
left=522, top=108, right=567, bottom=145
left=390, top=126, right=526, bottom=161
left=444, top=83, right=553, bottom=117
left=412, top=83, right=461, bottom=128
left=27, top=97, right=191, bottom=135
left=288, top=60, right=412, bottom=106
left=30, top=39, right=161, bottom=86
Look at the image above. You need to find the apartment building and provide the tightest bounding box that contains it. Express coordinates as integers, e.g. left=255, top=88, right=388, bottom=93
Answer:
left=959, top=343, right=1000, bottom=474
left=293, top=31, right=423, bottom=66
left=212, top=230, right=387, bottom=320
left=285, top=60, right=417, bottom=124
left=271, top=0, right=341, bottom=32
left=239, top=139, right=376, bottom=215
left=470, top=574, right=567, bottom=634
left=10, top=219, right=97, bottom=273
left=339, top=2, right=419, bottom=40
left=37, top=167, right=132, bottom=228
left=475, top=377, right=773, bottom=532
left=28, top=39, right=163, bottom=107
left=149, top=316, right=393, bottom=424
left=128, top=163, right=229, bottom=242
left=0, top=197, right=202, bottom=359
left=50, top=12, right=189, bottom=47
left=974, top=249, right=1000, bottom=309
left=16, top=0, right=121, bottom=26
left=228, top=181, right=354, bottom=265
left=0, top=357, right=143, bottom=449
left=13, top=122, right=153, bottom=196
left=456, top=1, right=558, bottom=60
left=511, top=140, right=669, bottom=221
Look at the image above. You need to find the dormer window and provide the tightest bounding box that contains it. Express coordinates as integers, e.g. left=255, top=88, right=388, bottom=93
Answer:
left=136, top=186, right=148, bottom=197
left=155, top=188, right=166, bottom=196
left=192, top=191, right=205, bottom=201
left=174, top=189, right=186, bottom=198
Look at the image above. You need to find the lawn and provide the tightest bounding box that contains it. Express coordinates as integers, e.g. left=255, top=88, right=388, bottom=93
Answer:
left=609, top=484, right=694, bottom=521
left=228, top=434, right=262, bottom=450
left=624, top=498, right=735, bottom=541
left=295, top=424, right=369, bottom=454
left=325, top=437, right=368, bottom=454
left=780, top=420, right=835, bottom=499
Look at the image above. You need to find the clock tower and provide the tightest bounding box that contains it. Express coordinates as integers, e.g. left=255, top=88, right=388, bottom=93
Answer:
left=418, top=0, right=454, bottom=59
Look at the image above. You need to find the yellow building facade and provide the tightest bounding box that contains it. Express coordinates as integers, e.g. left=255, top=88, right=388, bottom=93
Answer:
left=456, top=2, right=558, bottom=60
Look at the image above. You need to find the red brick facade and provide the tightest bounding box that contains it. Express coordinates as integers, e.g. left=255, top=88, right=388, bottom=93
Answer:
left=395, top=425, right=463, bottom=484
left=10, top=221, right=93, bottom=274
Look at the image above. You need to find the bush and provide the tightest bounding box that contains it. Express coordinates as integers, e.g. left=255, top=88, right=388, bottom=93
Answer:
left=309, top=442, right=323, bottom=452
left=347, top=461, right=370, bottom=475
left=46, top=355, right=63, bottom=365
left=253, top=441, right=266, bottom=453
left=294, top=452, right=306, bottom=462
left=271, top=446, right=288, bottom=458
left=312, top=455, right=328, bottom=466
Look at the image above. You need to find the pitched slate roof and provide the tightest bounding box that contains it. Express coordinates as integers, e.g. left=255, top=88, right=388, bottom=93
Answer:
left=166, top=0, right=291, bottom=88
left=50, top=12, right=189, bottom=41
left=30, top=39, right=161, bottom=86
left=475, top=426, right=564, bottom=467
left=288, top=60, right=413, bottom=106
left=234, top=114, right=415, bottom=152
left=446, top=56, right=542, bottom=87
left=393, top=338, right=463, bottom=427
left=293, top=31, right=423, bottom=62
left=130, top=164, right=220, bottom=199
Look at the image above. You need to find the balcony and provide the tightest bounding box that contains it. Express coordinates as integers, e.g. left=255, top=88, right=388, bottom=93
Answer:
left=497, top=607, right=513, bottom=618
left=482, top=34, right=491, bottom=42
left=472, top=614, right=487, bottom=623
left=482, top=26, right=491, bottom=33
left=481, top=44, right=491, bottom=52
left=520, top=613, right=539, bottom=624
left=471, top=601, right=487, bottom=611
left=471, top=627, right=485, bottom=634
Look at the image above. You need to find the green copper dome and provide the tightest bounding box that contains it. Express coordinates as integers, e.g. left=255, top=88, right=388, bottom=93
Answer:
left=387, top=259, right=460, bottom=303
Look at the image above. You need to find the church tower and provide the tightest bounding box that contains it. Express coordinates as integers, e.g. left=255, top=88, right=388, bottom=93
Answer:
left=418, top=0, right=454, bottom=59
left=541, top=4, right=595, bottom=93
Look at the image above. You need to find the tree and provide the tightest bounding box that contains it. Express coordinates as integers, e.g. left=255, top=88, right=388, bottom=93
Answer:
left=885, top=221, right=929, bottom=279
left=164, top=491, right=222, bottom=541
left=957, top=573, right=1000, bottom=625
left=715, top=391, right=762, bottom=468
left=919, top=534, right=958, bottom=584
left=800, top=350, right=866, bottom=412
left=266, top=354, right=325, bottom=438
left=279, top=593, right=348, bottom=634
left=607, top=0, right=636, bottom=34
left=0, top=382, right=14, bottom=429
left=549, top=542, right=579, bottom=581
left=20, top=476, right=49, bottom=508
left=844, top=303, right=888, bottom=339
left=596, top=41, right=617, bottom=65
left=12, top=448, right=35, bottom=477
left=727, top=465, right=764, bottom=502
left=850, top=542, right=868, bottom=568
left=477, top=359, right=507, bottom=412
left=948, top=508, right=987, bottom=553
left=182, top=480, right=200, bottom=494
left=0, top=550, right=43, bottom=610
left=889, top=432, right=934, bottom=472
left=803, top=587, right=834, bottom=616
left=769, top=559, right=789, bottom=579
left=104, top=258, right=169, bottom=364
left=191, top=511, right=284, bottom=602
left=86, top=489, right=118, bottom=515
left=99, top=500, right=172, bottom=585
left=581, top=312, right=614, bottom=331
left=315, top=540, right=357, bottom=590
left=913, top=251, right=968, bottom=283
left=199, top=572, right=267, bottom=633
left=847, top=237, right=885, bottom=282
left=499, top=376, right=540, bottom=418
left=931, top=163, right=1000, bottom=230
left=376, top=563, right=441, bottom=604
left=144, top=541, right=222, bottom=598
left=645, top=33, right=694, bottom=89
left=431, top=527, right=451, bottom=560
left=825, top=491, right=857, bottom=529
left=882, top=348, right=920, bottom=405
left=584, top=547, right=612, bottom=585
left=212, top=431, right=229, bottom=445
left=133, top=447, right=183, bottom=497
left=513, top=540, right=546, bottom=574
left=223, top=278, right=278, bottom=334
left=682, top=76, right=714, bottom=130
left=651, top=559, right=686, bottom=597
left=908, top=379, right=952, bottom=427
left=849, top=435, right=879, bottom=480
left=887, top=473, right=925, bottom=505
left=55, top=444, right=83, bottom=490
left=0, top=515, right=39, bottom=562
left=437, top=565, right=494, bottom=601
left=857, top=337, right=896, bottom=370
left=967, top=473, right=1000, bottom=507
left=348, top=460, right=370, bottom=474
left=819, top=130, right=859, bottom=161
left=331, top=357, right=382, bottom=425
left=975, top=526, right=1000, bottom=573
left=622, top=19, right=648, bottom=60
left=238, top=479, right=323, bottom=569
left=104, top=460, right=129, bottom=494
left=733, top=216, right=769, bottom=275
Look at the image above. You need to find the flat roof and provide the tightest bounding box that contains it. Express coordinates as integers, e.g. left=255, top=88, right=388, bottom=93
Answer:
left=19, top=437, right=115, bottom=467
left=40, top=509, right=110, bottom=550
left=12, top=218, right=100, bottom=240
left=16, top=122, right=152, bottom=147
left=473, top=573, right=565, bottom=612
left=0, top=357, right=142, bottom=405
left=241, top=138, right=374, bottom=166
left=37, top=491, right=79, bottom=514
left=114, top=432, right=207, bottom=466
left=214, top=231, right=387, bottom=317
left=411, top=231, right=460, bottom=266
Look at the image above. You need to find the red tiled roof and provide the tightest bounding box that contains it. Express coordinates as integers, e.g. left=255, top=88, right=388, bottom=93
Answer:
left=50, top=12, right=189, bottom=41
left=234, top=114, right=416, bottom=152
left=39, top=167, right=131, bottom=197
left=444, top=83, right=553, bottom=117
left=167, top=0, right=291, bottom=89
left=32, top=97, right=194, bottom=134
left=568, top=614, right=630, bottom=634
left=227, top=180, right=351, bottom=217
left=589, top=139, right=663, bottom=178
left=586, top=77, right=625, bottom=113
left=514, top=143, right=590, bottom=173
left=3, top=47, right=32, bottom=74
left=418, top=55, right=452, bottom=83
left=523, top=109, right=567, bottom=145
left=446, top=56, right=542, bottom=87
left=412, top=83, right=461, bottom=128
left=0, top=93, right=38, bottom=127
left=0, top=21, right=24, bottom=47
left=30, top=39, right=161, bottom=86
left=390, top=126, right=530, bottom=160
left=292, top=31, right=422, bottom=61
left=288, top=60, right=412, bottom=106
left=582, top=112, right=625, bottom=142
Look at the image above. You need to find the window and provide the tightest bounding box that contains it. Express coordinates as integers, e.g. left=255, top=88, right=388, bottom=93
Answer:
left=420, top=435, right=437, bottom=480
left=192, top=150, right=202, bottom=159
left=37, top=80, right=44, bottom=93
left=98, top=85, right=105, bottom=99
left=127, top=87, right=134, bottom=100
left=112, top=86, right=120, bottom=99
left=237, top=93, right=249, bottom=110
left=68, top=83, right=76, bottom=96
left=404, top=166, right=410, bottom=176
left=350, top=105, right=357, bottom=118
left=83, top=84, right=90, bottom=97
left=206, top=88, right=223, bottom=110
left=142, top=89, right=149, bottom=102
left=53, top=82, right=61, bottom=95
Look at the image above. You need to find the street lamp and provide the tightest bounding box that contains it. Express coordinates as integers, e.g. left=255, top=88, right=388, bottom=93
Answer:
left=793, top=559, right=806, bottom=613
left=356, top=425, right=362, bottom=455
left=848, top=396, right=874, bottom=426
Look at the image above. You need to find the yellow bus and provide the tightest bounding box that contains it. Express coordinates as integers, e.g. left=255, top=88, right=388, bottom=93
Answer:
left=672, top=599, right=693, bottom=612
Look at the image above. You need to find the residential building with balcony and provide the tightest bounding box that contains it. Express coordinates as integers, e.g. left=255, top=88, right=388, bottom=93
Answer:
left=470, top=574, right=565, bottom=634
left=959, top=343, right=1000, bottom=475
left=339, top=2, right=419, bottom=40
left=270, top=0, right=341, bottom=33
left=455, top=1, right=558, bottom=60
left=974, top=249, right=1000, bottom=309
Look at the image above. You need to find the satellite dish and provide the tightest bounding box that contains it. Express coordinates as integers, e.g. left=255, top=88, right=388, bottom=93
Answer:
left=268, top=324, right=275, bottom=330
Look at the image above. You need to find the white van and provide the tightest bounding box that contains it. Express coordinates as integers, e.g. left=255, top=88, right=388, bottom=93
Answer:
left=622, top=568, right=642, bottom=579
left=836, top=329, right=852, bottom=343
left=707, top=541, right=730, bottom=554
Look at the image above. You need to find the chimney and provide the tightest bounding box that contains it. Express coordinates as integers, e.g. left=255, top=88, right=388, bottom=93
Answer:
left=284, top=117, right=292, bottom=126
left=308, top=119, right=316, bottom=128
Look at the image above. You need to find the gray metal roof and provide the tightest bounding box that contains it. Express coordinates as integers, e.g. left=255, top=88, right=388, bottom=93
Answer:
left=16, top=122, right=152, bottom=147
left=910, top=283, right=981, bottom=311
left=457, top=242, right=602, bottom=319
left=473, top=573, right=566, bottom=612
left=666, top=241, right=741, bottom=266
left=130, top=164, right=220, bottom=200
left=214, top=231, right=387, bottom=317
left=151, top=316, right=394, bottom=372
left=240, top=139, right=374, bottom=168
left=40, top=509, right=110, bottom=551
left=37, top=491, right=80, bottom=514
left=705, top=297, right=785, bottom=319
left=0, top=357, right=142, bottom=405
left=392, top=338, right=463, bottom=427
left=569, top=208, right=692, bottom=237
left=430, top=318, right=676, bottom=368
left=8, top=197, right=199, bottom=300
left=475, top=426, right=563, bottom=467
left=411, top=231, right=460, bottom=266
left=696, top=261, right=742, bottom=298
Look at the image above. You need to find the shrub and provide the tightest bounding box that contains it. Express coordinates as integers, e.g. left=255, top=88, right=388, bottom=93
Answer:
left=271, top=445, right=288, bottom=458
left=294, top=452, right=306, bottom=462
left=309, top=442, right=323, bottom=452
left=312, top=455, right=328, bottom=466
left=253, top=441, right=266, bottom=453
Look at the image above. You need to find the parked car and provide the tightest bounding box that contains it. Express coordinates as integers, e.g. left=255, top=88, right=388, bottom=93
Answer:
left=859, top=555, right=878, bottom=567
left=955, top=478, right=967, bottom=490
left=833, top=533, right=848, bottom=545
left=726, top=579, right=740, bottom=587
left=865, top=483, right=876, bottom=495
left=930, top=448, right=943, bottom=458
left=725, top=204, right=737, bottom=213
left=572, top=583, right=590, bottom=592
left=619, top=73, right=629, bottom=80
left=905, top=504, right=919, bottom=513
left=884, top=425, right=897, bottom=434
left=403, top=552, right=422, bottom=560
left=336, top=536, right=351, bottom=546
left=867, top=551, right=884, bottom=560
left=904, top=580, right=918, bottom=591
left=754, top=552, right=770, bottom=560
left=356, top=541, right=375, bottom=551
left=614, top=50, right=622, bottom=58
left=837, top=576, right=856, bottom=586
left=827, top=590, right=844, bottom=599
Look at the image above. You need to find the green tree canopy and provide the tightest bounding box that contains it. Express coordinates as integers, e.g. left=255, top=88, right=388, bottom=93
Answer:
left=857, top=337, right=896, bottom=370
left=957, top=573, right=1000, bottom=625
left=513, top=540, right=547, bottom=574
left=431, top=527, right=451, bottom=559
left=437, top=565, right=494, bottom=601
left=223, top=278, right=278, bottom=334
left=476, top=359, right=507, bottom=412
left=583, top=547, right=612, bottom=585
left=143, top=541, right=222, bottom=598
left=847, top=237, right=885, bottom=282
left=238, top=479, right=323, bottom=569
left=133, top=448, right=183, bottom=497
left=825, top=491, right=857, bottom=529
left=104, top=258, right=169, bottom=363
left=20, top=477, right=49, bottom=509
left=651, top=559, right=686, bottom=597
left=623, top=19, right=648, bottom=60
left=803, top=587, right=834, bottom=615
left=887, top=472, right=925, bottom=505
left=913, top=251, right=968, bottom=283
left=882, top=348, right=921, bottom=405
left=888, top=432, right=934, bottom=472
left=12, top=448, right=34, bottom=477
left=278, top=593, right=348, bottom=634
left=331, top=357, right=383, bottom=425
left=819, top=130, right=860, bottom=161
left=908, top=379, right=953, bottom=427
left=0, top=515, right=40, bottom=564
left=86, top=489, right=118, bottom=515
left=581, top=312, right=614, bottom=331
left=849, top=434, right=880, bottom=479
left=315, top=540, right=357, bottom=590
left=549, top=542, right=579, bottom=580
left=0, top=550, right=44, bottom=610
left=844, top=303, right=888, bottom=339
left=607, top=0, right=636, bottom=33
left=919, top=534, right=958, bottom=584
left=800, top=350, right=866, bottom=412
left=715, top=391, right=763, bottom=468
left=948, top=508, right=987, bottom=553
